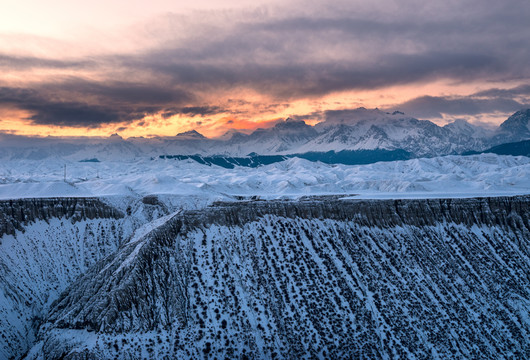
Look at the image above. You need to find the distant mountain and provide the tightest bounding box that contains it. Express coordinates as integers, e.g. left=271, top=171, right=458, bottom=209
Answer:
left=1, top=109, right=529, bottom=161
left=294, top=108, right=488, bottom=157
left=292, top=149, right=413, bottom=165
left=184, top=108, right=527, bottom=157
left=159, top=154, right=288, bottom=169
left=216, top=129, right=248, bottom=140
left=175, top=130, right=206, bottom=139
left=500, top=109, right=530, bottom=134
left=463, top=139, right=530, bottom=157
left=221, top=118, right=318, bottom=154
left=160, top=150, right=412, bottom=168
left=494, top=109, right=530, bottom=143
left=443, top=119, right=492, bottom=139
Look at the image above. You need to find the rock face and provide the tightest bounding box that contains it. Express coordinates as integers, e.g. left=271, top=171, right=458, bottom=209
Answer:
left=0, top=197, right=176, bottom=360
left=0, top=198, right=124, bottom=238
left=29, top=196, right=530, bottom=359
left=499, top=109, right=530, bottom=140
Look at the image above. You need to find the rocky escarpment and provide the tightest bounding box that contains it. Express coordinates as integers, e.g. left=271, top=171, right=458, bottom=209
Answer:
left=31, top=196, right=530, bottom=359
left=0, top=198, right=124, bottom=238
left=0, top=197, right=174, bottom=360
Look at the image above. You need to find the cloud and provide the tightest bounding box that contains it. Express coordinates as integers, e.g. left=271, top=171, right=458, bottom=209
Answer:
left=289, top=111, right=324, bottom=122
left=194, top=116, right=283, bottom=137
left=1, top=0, right=530, bottom=129
left=0, top=54, right=94, bottom=70
left=47, top=79, right=191, bottom=105
left=0, top=82, right=192, bottom=127
left=124, top=0, right=529, bottom=99
left=134, top=44, right=505, bottom=100
left=161, top=106, right=225, bottom=118
left=392, top=87, right=530, bottom=119
left=473, top=85, right=530, bottom=99
left=26, top=102, right=124, bottom=127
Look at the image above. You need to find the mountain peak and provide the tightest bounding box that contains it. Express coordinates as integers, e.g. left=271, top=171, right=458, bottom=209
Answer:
left=513, top=108, right=530, bottom=116
left=443, top=119, right=491, bottom=138
left=176, top=130, right=206, bottom=139
left=108, top=133, right=124, bottom=141
left=273, top=118, right=309, bottom=131
left=217, top=129, right=248, bottom=140
left=500, top=109, right=530, bottom=135
left=444, top=118, right=473, bottom=129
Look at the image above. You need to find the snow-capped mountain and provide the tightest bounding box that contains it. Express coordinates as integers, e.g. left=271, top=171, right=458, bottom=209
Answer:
left=175, top=130, right=207, bottom=139
left=0, top=109, right=529, bottom=161
left=299, top=109, right=455, bottom=156
left=496, top=109, right=530, bottom=142
left=214, top=108, right=526, bottom=157
left=214, top=118, right=318, bottom=155
left=443, top=119, right=489, bottom=138
left=216, top=128, right=249, bottom=141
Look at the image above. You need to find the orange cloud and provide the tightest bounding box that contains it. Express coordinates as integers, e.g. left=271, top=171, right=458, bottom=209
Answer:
left=1, top=78, right=525, bottom=140
left=220, top=116, right=283, bottom=132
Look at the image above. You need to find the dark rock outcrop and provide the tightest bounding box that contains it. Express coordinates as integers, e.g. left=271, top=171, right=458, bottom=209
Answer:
left=0, top=197, right=124, bottom=238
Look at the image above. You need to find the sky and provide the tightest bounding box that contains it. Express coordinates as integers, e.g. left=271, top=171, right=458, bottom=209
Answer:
left=1, top=0, right=530, bottom=138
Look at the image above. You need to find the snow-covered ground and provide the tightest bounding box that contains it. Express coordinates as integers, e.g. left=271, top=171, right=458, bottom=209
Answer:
left=0, top=154, right=528, bottom=200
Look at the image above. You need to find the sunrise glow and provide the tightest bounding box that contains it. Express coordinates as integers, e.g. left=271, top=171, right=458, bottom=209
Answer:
left=1, top=0, right=529, bottom=138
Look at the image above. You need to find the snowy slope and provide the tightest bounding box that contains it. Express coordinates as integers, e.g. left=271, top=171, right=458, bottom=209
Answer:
left=0, top=163, right=527, bottom=358
left=0, top=154, right=528, bottom=200
left=0, top=199, right=130, bottom=359
left=294, top=108, right=494, bottom=156
left=498, top=109, right=530, bottom=140
left=0, top=196, right=204, bottom=359
left=27, top=196, right=530, bottom=359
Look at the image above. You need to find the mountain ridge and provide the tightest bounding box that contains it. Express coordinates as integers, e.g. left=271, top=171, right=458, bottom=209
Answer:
left=0, top=109, right=528, bottom=161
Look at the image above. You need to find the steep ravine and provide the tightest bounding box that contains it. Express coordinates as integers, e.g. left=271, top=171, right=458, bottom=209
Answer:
left=26, top=196, right=530, bottom=359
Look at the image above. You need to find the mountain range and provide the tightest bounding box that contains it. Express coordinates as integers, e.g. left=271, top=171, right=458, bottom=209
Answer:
left=0, top=108, right=529, bottom=163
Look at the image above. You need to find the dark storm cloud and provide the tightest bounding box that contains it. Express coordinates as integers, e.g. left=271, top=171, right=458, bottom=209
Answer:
left=473, top=85, right=530, bottom=98
left=0, top=54, right=95, bottom=70
left=26, top=102, right=123, bottom=127
left=45, top=79, right=191, bottom=105
left=0, top=86, right=116, bottom=127
left=110, top=0, right=529, bottom=103
left=0, top=82, right=192, bottom=127
left=393, top=94, right=528, bottom=119
left=131, top=51, right=500, bottom=99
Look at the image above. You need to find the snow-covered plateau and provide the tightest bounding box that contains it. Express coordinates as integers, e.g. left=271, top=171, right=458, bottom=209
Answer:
left=11, top=195, right=530, bottom=359
left=0, top=153, right=528, bottom=201
left=0, top=151, right=528, bottom=359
